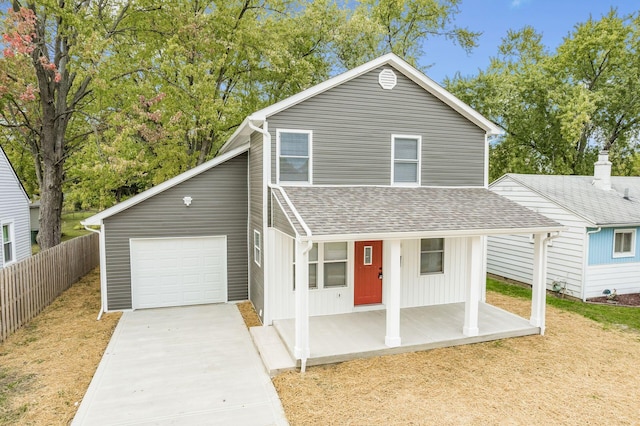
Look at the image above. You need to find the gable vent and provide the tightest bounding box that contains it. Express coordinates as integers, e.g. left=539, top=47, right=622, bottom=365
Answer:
left=378, top=69, right=397, bottom=90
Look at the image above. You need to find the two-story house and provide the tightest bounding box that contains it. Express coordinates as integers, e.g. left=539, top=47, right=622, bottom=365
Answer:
left=83, top=54, right=562, bottom=368
left=0, top=145, right=31, bottom=268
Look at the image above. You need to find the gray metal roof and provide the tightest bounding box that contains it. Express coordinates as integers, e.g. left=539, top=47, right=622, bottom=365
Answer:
left=504, top=174, right=640, bottom=226
left=277, top=186, right=561, bottom=238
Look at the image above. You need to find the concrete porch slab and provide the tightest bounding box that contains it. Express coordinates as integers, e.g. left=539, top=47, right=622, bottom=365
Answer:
left=272, top=302, right=539, bottom=367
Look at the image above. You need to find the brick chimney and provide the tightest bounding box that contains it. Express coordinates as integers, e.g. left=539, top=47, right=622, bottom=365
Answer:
left=593, top=150, right=611, bottom=190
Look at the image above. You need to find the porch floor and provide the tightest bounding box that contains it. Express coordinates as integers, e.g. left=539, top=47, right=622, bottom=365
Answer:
left=259, top=302, right=539, bottom=371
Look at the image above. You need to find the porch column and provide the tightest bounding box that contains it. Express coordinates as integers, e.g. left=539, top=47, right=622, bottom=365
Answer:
left=530, top=233, right=548, bottom=334
left=463, top=236, right=482, bottom=337
left=385, top=239, right=401, bottom=347
left=294, top=239, right=310, bottom=370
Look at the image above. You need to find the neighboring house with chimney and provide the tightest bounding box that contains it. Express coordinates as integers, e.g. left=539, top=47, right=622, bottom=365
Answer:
left=488, top=152, right=640, bottom=301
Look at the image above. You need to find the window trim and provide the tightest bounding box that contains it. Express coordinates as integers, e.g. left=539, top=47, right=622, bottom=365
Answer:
left=363, top=245, right=373, bottom=266
left=276, top=129, right=313, bottom=185
left=253, top=230, right=261, bottom=267
left=612, top=228, right=636, bottom=258
left=2, top=221, right=16, bottom=266
left=419, top=238, right=444, bottom=275
left=391, top=134, right=421, bottom=186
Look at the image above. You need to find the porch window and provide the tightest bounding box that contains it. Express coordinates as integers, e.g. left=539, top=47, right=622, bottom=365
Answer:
left=420, top=238, right=444, bottom=274
left=613, top=229, right=635, bottom=257
left=2, top=223, right=14, bottom=264
left=293, top=242, right=348, bottom=289
left=278, top=130, right=312, bottom=183
left=253, top=230, right=261, bottom=267
left=392, top=135, right=421, bottom=185
left=323, top=242, right=348, bottom=287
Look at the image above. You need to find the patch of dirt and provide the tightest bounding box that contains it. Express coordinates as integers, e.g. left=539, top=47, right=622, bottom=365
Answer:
left=0, top=268, right=121, bottom=425
left=273, top=292, right=640, bottom=425
left=587, top=293, right=640, bottom=306
left=237, top=301, right=262, bottom=328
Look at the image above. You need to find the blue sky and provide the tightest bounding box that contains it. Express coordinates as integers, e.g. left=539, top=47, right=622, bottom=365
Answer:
left=421, top=0, right=639, bottom=84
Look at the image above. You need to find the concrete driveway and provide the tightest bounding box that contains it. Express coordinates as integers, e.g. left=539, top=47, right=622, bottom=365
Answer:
left=73, top=304, right=288, bottom=425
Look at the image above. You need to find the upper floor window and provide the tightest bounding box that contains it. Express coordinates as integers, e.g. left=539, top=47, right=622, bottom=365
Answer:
left=277, top=130, right=312, bottom=184
left=613, top=229, right=635, bottom=258
left=392, top=135, right=421, bottom=185
left=2, top=222, right=15, bottom=264
left=420, top=238, right=444, bottom=274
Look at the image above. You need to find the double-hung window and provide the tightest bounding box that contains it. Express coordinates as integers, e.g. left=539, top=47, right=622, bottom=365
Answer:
left=420, top=238, right=444, bottom=274
left=293, top=242, right=348, bottom=289
left=278, top=130, right=312, bottom=184
left=613, top=229, right=635, bottom=258
left=392, top=135, right=421, bottom=185
left=2, top=223, right=15, bottom=264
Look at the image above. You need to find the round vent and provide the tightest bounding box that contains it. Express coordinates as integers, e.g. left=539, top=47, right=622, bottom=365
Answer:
left=378, top=69, right=397, bottom=90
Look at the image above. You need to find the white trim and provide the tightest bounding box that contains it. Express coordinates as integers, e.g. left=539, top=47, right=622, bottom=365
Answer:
left=276, top=129, right=313, bottom=185
left=391, top=134, right=421, bottom=186
left=612, top=228, right=636, bottom=258
left=299, top=226, right=565, bottom=243
left=81, top=144, right=250, bottom=226
left=271, top=192, right=301, bottom=238
left=1, top=220, right=16, bottom=266
left=253, top=229, right=262, bottom=267
left=363, top=245, right=373, bottom=265
left=419, top=237, right=444, bottom=275
left=270, top=185, right=312, bottom=237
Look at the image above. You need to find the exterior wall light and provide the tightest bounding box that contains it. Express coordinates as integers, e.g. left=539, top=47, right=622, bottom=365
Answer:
left=183, top=196, right=193, bottom=206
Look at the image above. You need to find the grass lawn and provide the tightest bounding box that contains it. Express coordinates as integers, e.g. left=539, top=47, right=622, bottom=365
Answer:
left=2, top=274, right=639, bottom=424
left=487, top=277, right=640, bottom=332
left=32, top=211, right=95, bottom=254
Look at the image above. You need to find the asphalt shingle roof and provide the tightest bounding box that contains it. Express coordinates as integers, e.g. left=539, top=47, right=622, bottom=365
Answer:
left=504, top=174, right=640, bottom=226
left=277, top=186, right=561, bottom=237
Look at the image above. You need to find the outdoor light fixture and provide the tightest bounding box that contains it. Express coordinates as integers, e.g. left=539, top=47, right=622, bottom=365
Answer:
left=183, top=196, right=193, bottom=206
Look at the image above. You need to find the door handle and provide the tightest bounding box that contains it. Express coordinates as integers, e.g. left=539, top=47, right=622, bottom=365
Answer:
left=378, top=268, right=383, bottom=279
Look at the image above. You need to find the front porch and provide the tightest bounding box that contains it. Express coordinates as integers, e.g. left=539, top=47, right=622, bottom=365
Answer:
left=252, top=302, right=539, bottom=373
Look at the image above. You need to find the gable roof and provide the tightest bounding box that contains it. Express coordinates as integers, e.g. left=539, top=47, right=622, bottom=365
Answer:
left=272, top=186, right=562, bottom=241
left=81, top=144, right=249, bottom=226
left=495, top=174, right=640, bottom=227
left=0, top=145, right=30, bottom=203
left=219, top=53, right=502, bottom=154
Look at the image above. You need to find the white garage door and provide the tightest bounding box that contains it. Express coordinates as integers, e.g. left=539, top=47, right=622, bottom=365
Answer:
left=130, top=236, right=227, bottom=309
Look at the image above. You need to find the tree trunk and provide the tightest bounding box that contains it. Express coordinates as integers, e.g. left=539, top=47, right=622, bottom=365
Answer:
left=37, top=155, right=64, bottom=249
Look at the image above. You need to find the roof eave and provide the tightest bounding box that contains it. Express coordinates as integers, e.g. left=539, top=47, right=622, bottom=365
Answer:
left=299, top=226, right=566, bottom=243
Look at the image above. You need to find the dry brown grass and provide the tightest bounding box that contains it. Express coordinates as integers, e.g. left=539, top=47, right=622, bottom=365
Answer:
left=0, top=268, right=121, bottom=425
left=237, top=300, right=262, bottom=328
left=274, top=292, right=640, bottom=425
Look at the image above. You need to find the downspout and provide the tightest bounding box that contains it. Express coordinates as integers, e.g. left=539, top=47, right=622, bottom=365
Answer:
left=83, top=224, right=107, bottom=320
left=583, top=227, right=602, bottom=301
left=247, top=119, right=272, bottom=325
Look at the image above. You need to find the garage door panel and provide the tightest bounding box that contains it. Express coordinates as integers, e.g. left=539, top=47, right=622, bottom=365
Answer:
left=131, top=237, right=227, bottom=309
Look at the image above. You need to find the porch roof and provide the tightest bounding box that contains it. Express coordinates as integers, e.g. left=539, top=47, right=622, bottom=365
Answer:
left=274, top=186, right=563, bottom=239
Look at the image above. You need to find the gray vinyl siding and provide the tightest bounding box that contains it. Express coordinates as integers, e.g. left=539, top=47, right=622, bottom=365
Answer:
left=269, top=66, right=486, bottom=186
left=249, top=131, right=265, bottom=318
left=103, top=152, right=248, bottom=310
left=271, top=194, right=296, bottom=237
left=0, top=149, right=30, bottom=267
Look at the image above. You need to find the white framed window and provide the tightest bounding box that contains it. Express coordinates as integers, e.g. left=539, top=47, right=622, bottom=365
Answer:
left=613, top=229, right=635, bottom=258
left=277, top=129, right=312, bottom=184
left=293, top=241, right=348, bottom=289
left=363, top=245, right=373, bottom=265
left=391, top=134, right=421, bottom=186
left=420, top=238, right=444, bottom=275
left=2, top=222, right=15, bottom=265
left=253, top=230, right=261, bottom=267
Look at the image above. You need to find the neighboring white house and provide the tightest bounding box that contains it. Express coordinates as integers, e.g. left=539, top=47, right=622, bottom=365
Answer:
left=0, top=146, right=31, bottom=268
left=488, top=151, right=640, bottom=300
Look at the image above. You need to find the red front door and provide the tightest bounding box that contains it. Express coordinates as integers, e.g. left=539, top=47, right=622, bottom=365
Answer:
left=354, top=241, right=383, bottom=305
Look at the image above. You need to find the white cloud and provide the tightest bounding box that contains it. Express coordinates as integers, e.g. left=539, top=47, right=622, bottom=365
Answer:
left=510, top=0, right=531, bottom=8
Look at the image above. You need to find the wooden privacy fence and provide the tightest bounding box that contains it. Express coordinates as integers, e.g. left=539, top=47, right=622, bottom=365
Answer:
left=0, top=233, right=99, bottom=342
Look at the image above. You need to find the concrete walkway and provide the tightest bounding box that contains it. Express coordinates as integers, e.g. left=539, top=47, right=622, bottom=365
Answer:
left=73, top=304, right=288, bottom=426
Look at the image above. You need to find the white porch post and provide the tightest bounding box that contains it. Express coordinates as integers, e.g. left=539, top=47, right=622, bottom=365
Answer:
left=385, top=239, right=402, bottom=347
left=530, top=233, right=548, bottom=334
left=463, top=235, right=482, bottom=337
left=294, top=239, right=310, bottom=370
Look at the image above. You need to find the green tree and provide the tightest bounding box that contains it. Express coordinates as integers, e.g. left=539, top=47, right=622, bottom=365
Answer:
left=447, top=10, right=640, bottom=181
